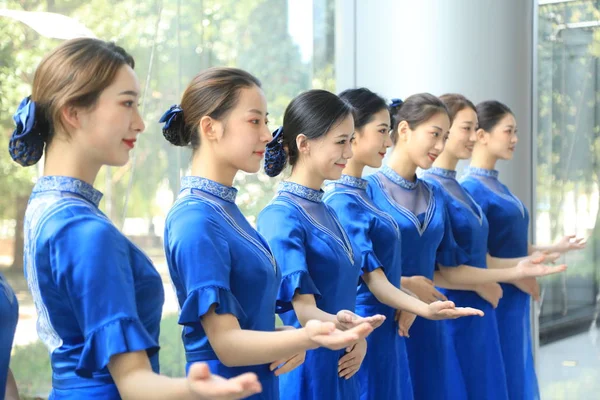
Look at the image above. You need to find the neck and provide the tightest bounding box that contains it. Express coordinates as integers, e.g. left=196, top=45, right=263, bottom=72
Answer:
left=343, top=158, right=365, bottom=179
left=191, top=147, right=238, bottom=187
left=433, top=150, right=459, bottom=171
left=287, top=163, right=324, bottom=191
left=470, top=149, right=497, bottom=170
left=387, top=148, right=417, bottom=181
left=43, top=138, right=100, bottom=185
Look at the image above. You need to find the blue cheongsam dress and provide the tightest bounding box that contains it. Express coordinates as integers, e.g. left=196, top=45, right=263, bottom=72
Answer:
left=0, top=272, right=18, bottom=400
left=423, top=167, right=509, bottom=400
left=24, top=176, right=164, bottom=399
left=324, top=174, right=413, bottom=400
left=164, top=176, right=281, bottom=400
left=462, top=167, right=539, bottom=400
left=366, top=166, right=468, bottom=400
left=257, top=181, right=361, bottom=400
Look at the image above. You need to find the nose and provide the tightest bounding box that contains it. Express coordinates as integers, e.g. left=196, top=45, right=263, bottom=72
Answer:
left=512, top=133, right=519, bottom=145
left=343, top=141, right=353, bottom=160
left=469, top=128, right=477, bottom=143
left=433, top=137, right=445, bottom=153
left=132, top=106, right=145, bottom=133
left=384, top=133, right=393, bottom=148
left=260, top=124, right=272, bottom=143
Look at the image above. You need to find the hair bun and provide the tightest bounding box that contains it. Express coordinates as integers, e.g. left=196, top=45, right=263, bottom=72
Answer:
left=159, top=105, right=188, bottom=146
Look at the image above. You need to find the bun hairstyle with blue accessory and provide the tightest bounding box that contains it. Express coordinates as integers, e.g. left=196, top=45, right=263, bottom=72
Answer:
left=159, top=67, right=261, bottom=149
left=263, top=89, right=354, bottom=177
left=388, top=93, right=450, bottom=144
left=8, top=38, right=134, bottom=167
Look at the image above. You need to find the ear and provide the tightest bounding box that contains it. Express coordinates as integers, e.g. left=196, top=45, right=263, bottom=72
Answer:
left=199, top=116, right=222, bottom=141
left=476, top=128, right=488, bottom=144
left=397, top=120, right=410, bottom=141
left=296, top=133, right=310, bottom=156
left=60, top=105, right=82, bottom=130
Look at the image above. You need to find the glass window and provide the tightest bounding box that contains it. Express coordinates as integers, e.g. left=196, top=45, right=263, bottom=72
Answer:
left=0, top=0, right=335, bottom=397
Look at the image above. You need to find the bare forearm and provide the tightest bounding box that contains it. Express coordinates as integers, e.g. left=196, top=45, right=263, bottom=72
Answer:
left=438, top=265, right=520, bottom=285
left=292, top=302, right=342, bottom=330
left=115, top=371, right=193, bottom=400
left=486, top=254, right=529, bottom=269
left=367, top=276, right=429, bottom=316
left=211, top=328, right=313, bottom=367
left=433, top=271, right=479, bottom=291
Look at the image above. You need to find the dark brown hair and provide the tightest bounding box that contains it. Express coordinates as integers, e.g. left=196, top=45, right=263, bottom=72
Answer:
left=389, top=93, right=450, bottom=144
left=32, top=38, right=134, bottom=141
left=439, top=93, right=476, bottom=123
left=167, top=67, right=262, bottom=149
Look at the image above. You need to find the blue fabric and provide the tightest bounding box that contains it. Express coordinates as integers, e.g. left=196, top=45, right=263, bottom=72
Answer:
left=462, top=169, right=539, bottom=400
left=23, top=176, right=163, bottom=399
left=257, top=182, right=361, bottom=400
left=366, top=170, right=468, bottom=400
left=423, top=169, right=509, bottom=400
left=0, top=273, right=18, bottom=400
left=164, top=177, right=281, bottom=400
left=324, top=177, right=413, bottom=400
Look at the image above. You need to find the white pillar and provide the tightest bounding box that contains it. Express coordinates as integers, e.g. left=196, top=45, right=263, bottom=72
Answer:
left=336, top=0, right=538, bottom=363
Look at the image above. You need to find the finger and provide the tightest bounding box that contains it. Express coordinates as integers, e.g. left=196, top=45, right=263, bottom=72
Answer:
left=345, top=322, right=374, bottom=339
left=539, top=265, right=567, bottom=276
left=394, top=310, right=401, bottom=321
left=338, top=352, right=357, bottom=366
left=433, top=289, right=448, bottom=301
left=306, top=320, right=336, bottom=335
left=274, top=355, right=302, bottom=376
left=455, top=307, right=484, bottom=317
left=227, top=373, right=263, bottom=395
left=423, top=277, right=434, bottom=284
left=188, top=362, right=211, bottom=380
left=340, top=365, right=360, bottom=379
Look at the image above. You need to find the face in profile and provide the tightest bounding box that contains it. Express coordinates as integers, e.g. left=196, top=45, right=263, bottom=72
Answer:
left=71, top=64, right=145, bottom=168
left=445, top=107, right=478, bottom=160
left=301, top=114, right=355, bottom=182
left=351, top=109, right=392, bottom=168
left=399, top=111, right=451, bottom=170
left=480, top=113, right=518, bottom=161
left=207, top=85, right=271, bottom=175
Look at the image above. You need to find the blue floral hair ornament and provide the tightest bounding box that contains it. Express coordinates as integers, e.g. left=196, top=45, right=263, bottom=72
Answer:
left=8, top=96, right=49, bottom=167
left=264, top=126, right=287, bottom=177
left=389, top=98, right=403, bottom=109
left=159, top=104, right=184, bottom=144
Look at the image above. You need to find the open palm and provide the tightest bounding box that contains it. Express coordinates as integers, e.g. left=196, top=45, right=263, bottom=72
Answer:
left=188, top=363, right=262, bottom=400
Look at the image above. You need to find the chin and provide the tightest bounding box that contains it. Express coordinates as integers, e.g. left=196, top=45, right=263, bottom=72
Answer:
left=109, top=155, right=130, bottom=167
left=240, top=162, right=262, bottom=174
left=367, top=156, right=384, bottom=169
left=458, top=151, right=472, bottom=160
left=326, top=169, right=344, bottom=181
left=419, top=159, right=434, bottom=170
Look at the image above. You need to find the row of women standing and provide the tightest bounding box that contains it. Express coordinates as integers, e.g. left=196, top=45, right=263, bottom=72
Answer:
left=1, top=38, right=585, bottom=400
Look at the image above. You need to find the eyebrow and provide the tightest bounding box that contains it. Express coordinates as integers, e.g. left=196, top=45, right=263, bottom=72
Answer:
left=431, top=125, right=443, bottom=131
left=118, top=90, right=139, bottom=96
left=461, top=121, right=475, bottom=125
left=504, top=125, right=516, bottom=129
left=336, top=133, right=352, bottom=138
left=248, top=109, right=268, bottom=116
left=377, top=123, right=390, bottom=127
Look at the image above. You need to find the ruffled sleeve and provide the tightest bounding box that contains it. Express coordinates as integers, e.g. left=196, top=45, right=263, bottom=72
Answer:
left=324, top=193, right=383, bottom=274
left=166, top=204, right=247, bottom=329
left=178, top=285, right=247, bottom=326
left=52, top=216, right=159, bottom=377
left=257, top=204, right=321, bottom=313
left=76, top=317, right=158, bottom=377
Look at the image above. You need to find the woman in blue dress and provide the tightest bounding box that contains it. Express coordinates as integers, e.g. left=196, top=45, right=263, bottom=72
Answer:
left=422, top=94, right=567, bottom=400
left=10, top=38, right=272, bottom=400
left=323, top=88, right=487, bottom=400
left=461, top=100, right=585, bottom=400
left=361, top=93, right=489, bottom=400
left=1, top=273, right=19, bottom=400
left=257, top=90, right=384, bottom=400
left=162, top=69, right=374, bottom=400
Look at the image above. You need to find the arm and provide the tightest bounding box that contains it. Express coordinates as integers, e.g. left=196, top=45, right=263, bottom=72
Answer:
left=5, top=369, right=20, bottom=400
left=109, top=352, right=262, bottom=400
left=362, top=269, right=430, bottom=317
